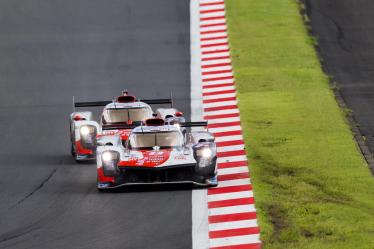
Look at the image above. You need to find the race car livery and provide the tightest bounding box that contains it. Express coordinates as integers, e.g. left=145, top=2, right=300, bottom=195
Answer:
left=69, top=91, right=184, bottom=161
left=96, top=118, right=218, bottom=189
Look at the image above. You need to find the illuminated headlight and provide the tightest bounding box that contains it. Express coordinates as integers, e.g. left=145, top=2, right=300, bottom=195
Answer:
left=197, top=148, right=213, bottom=158
left=202, top=148, right=212, bottom=158
left=173, top=123, right=181, bottom=129
left=102, top=151, right=116, bottom=162
left=101, top=151, right=119, bottom=176
left=80, top=126, right=91, bottom=136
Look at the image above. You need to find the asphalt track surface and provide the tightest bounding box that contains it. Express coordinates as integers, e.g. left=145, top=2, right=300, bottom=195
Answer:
left=0, top=1, right=192, bottom=248
left=305, top=0, right=374, bottom=154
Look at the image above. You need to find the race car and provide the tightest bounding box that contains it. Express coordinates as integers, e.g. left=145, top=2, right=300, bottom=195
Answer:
left=96, top=118, right=218, bottom=189
left=69, top=91, right=185, bottom=161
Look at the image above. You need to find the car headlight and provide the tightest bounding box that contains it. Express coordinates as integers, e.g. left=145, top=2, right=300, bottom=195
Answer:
left=201, top=148, right=212, bottom=158
left=102, top=151, right=117, bottom=162
left=173, top=123, right=181, bottom=129
left=197, top=147, right=213, bottom=158
left=80, top=126, right=92, bottom=136
left=101, top=151, right=120, bottom=176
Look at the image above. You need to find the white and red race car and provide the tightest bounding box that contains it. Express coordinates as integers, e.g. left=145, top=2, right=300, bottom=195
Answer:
left=69, top=91, right=185, bottom=161
left=96, top=118, right=218, bottom=189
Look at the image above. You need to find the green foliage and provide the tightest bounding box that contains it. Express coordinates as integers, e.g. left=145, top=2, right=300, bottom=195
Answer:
left=225, top=0, right=374, bottom=248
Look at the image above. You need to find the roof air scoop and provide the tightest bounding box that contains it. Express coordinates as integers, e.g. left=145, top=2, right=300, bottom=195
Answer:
left=117, top=95, right=136, bottom=103
left=145, top=118, right=165, bottom=126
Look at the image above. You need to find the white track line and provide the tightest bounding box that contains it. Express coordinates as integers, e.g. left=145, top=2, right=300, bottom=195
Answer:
left=191, top=1, right=209, bottom=249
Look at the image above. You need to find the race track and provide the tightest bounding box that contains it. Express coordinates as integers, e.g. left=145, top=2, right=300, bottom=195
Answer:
left=0, top=1, right=192, bottom=248
left=305, top=0, right=374, bottom=154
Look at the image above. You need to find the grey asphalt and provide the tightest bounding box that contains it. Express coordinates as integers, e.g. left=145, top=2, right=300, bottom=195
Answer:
left=304, top=0, right=374, bottom=154
left=0, top=1, right=192, bottom=249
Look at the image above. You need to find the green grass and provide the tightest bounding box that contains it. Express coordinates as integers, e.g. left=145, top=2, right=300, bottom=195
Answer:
left=225, top=0, right=374, bottom=248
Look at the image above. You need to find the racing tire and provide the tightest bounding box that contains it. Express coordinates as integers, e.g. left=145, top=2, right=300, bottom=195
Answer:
left=71, top=143, right=76, bottom=157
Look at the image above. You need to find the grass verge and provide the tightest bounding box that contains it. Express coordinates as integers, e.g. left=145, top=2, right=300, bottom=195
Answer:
left=225, top=0, right=374, bottom=248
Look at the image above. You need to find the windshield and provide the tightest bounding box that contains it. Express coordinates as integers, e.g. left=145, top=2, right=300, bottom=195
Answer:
left=129, top=131, right=183, bottom=149
left=103, top=107, right=150, bottom=123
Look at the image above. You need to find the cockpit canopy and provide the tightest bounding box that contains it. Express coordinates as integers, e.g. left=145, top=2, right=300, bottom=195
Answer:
left=103, top=107, right=152, bottom=124
left=129, top=131, right=183, bottom=149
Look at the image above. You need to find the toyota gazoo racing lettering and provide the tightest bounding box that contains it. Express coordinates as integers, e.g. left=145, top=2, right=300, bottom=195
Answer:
left=96, top=121, right=218, bottom=190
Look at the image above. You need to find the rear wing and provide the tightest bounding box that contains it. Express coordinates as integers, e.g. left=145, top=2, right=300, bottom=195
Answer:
left=74, top=98, right=173, bottom=108
left=102, top=121, right=208, bottom=130
left=102, top=124, right=139, bottom=131
left=180, top=121, right=208, bottom=127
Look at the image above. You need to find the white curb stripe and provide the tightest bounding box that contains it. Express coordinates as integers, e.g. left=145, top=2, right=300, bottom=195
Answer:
left=209, top=204, right=256, bottom=216
left=210, top=234, right=261, bottom=247
left=217, top=145, right=245, bottom=153
left=208, top=191, right=254, bottom=202
left=218, top=166, right=249, bottom=175
left=203, top=109, right=239, bottom=116
left=209, top=219, right=259, bottom=231
left=217, top=178, right=251, bottom=187
left=217, top=155, right=248, bottom=164
left=193, top=1, right=261, bottom=248
left=208, top=117, right=241, bottom=124
left=215, top=135, right=244, bottom=142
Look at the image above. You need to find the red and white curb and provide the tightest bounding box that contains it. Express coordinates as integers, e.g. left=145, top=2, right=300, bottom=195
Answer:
left=191, top=0, right=261, bottom=248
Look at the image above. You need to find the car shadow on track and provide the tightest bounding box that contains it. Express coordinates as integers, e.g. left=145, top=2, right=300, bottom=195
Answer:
left=99, top=184, right=205, bottom=194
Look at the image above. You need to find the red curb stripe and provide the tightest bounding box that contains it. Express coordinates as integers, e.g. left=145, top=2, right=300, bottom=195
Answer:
left=214, top=130, right=242, bottom=137
left=204, top=113, right=240, bottom=120
left=201, top=22, right=226, bottom=28
left=201, top=29, right=227, bottom=35
left=217, top=150, right=246, bottom=158
left=208, top=185, right=252, bottom=195
left=204, top=96, right=237, bottom=103
left=202, top=48, right=230, bottom=55
left=216, top=140, right=244, bottom=147
left=204, top=105, right=238, bottom=112
left=201, top=35, right=228, bottom=41
left=200, top=1, right=224, bottom=7
left=209, top=212, right=257, bottom=223
left=203, top=83, right=234, bottom=90
left=218, top=172, right=249, bottom=181
left=201, top=15, right=225, bottom=22
left=202, top=69, right=232, bottom=75
left=202, top=55, right=230, bottom=61
left=218, top=161, right=248, bottom=169
left=210, top=227, right=260, bottom=239
left=202, top=42, right=229, bottom=48
left=210, top=243, right=262, bottom=249
left=203, top=76, right=234, bottom=82
left=200, top=8, right=225, bottom=14
left=203, top=89, right=235, bottom=96
left=208, top=197, right=254, bottom=209
left=209, top=121, right=241, bottom=128
left=202, top=62, right=231, bottom=68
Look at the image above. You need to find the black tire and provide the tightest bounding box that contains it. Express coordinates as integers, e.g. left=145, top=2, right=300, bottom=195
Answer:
left=71, top=143, right=76, bottom=157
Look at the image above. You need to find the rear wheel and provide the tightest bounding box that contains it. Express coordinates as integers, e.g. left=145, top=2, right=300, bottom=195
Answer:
left=71, top=143, right=76, bottom=157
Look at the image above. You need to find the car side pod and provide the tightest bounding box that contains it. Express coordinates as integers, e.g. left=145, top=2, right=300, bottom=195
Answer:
left=70, top=111, right=101, bottom=162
